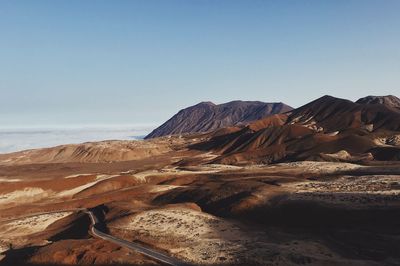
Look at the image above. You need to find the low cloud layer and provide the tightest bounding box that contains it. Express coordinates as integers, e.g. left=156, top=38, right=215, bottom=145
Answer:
left=0, top=125, right=154, bottom=154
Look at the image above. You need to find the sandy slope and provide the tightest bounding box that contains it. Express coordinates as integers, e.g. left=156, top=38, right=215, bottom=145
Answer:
left=109, top=206, right=375, bottom=265
left=0, top=138, right=178, bottom=166
left=0, top=212, right=73, bottom=238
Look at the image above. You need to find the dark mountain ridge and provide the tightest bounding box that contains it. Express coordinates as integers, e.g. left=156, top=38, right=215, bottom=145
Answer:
left=145, top=100, right=293, bottom=139
left=356, top=95, right=400, bottom=111
left=287, top=95, right=400, bottom=132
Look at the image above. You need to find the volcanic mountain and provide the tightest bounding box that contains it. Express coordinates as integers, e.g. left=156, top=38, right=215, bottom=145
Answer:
left=145, top=101, right=292, bottom=139
left=286, top=95, right=400, bottom=132
left=192, top=95, right=400, bottom=164
left=356, top=95, right=400, bottom=111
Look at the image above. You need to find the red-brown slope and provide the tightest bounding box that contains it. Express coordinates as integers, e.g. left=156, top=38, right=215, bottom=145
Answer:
left=287, top=95, right=400, bottom=132
left=192, top=95, right=400, bottom=164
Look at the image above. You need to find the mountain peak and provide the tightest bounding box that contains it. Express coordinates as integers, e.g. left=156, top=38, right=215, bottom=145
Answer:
left=196, top=101, right=216, bottom=106
left=145, top=100, right=293, bottom=138
left=356, top=95, right=400, bottom=109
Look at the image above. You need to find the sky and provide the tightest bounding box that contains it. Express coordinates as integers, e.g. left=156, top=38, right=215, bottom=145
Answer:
left=0, top=0, right=399, bottom=127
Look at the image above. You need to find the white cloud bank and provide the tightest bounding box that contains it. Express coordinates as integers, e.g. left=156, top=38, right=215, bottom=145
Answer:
left=0, top=124, right=155, bottom=154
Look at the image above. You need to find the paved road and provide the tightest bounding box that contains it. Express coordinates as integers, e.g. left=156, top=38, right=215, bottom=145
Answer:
left=86, top=210, right=190, bottom=266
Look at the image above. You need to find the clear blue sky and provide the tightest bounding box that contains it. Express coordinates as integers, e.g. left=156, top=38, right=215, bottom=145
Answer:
left=1, top=0, right=399, bottom=126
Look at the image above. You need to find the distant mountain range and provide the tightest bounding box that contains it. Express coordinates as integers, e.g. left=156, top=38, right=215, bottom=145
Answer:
left=145, top=101, right=292, bottom=139
left=143, top=94, right=400, bottom=165
left=191, top=95, right=400, bottom=164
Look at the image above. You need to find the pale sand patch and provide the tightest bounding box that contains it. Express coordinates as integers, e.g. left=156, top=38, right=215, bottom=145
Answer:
left=57, top=181, right=100, bottom=197
left=132, top=170, right=163, bottom=182
left=110, top=207, right=247, bottom=264
left=323, top=150, right=351, bottom=160
left=261, top=161, right=363, bottom=174
left=204, top=163, right=243, bottom=170
left=294, top=175, right=400, bottom=194
left=326, top=131, right=339, bottom=136
left=0, top=212, right=72, bottom=238
left=132, top=164, right=242, bottom=182
left=0, top=188, right=53, bottom=205
left=110, top=207, right=359, bottom=265
left=149, top=185, right=184, bottom=193
left=64, top=173, right=93, bottom=179
left=180, top=164, right=243, bottom=171
left=0, top=154, right=28, bottom=164
left=95, top=174, right=119, bottom=180
left=0, top=177, right=22, bottom=182
left=194, top=151, right=219, bottom=159
left=284, top=175, right=400, bottom=208
left=58, top=174, right=116, bottom=197
left=120, top=208, right=244, bottom=239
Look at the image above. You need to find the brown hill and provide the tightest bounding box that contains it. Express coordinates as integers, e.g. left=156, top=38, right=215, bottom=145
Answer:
left=286, top=95, right=400, bottom=132
left=192, top=95, right=400, bottom=164
left=145, top=101, right=292, bottom=139
left=0, top=139, right=174, bottom=166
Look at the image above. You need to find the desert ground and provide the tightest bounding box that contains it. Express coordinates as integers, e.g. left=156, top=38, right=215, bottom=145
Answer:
left=0, top=136, right=399, bottom=265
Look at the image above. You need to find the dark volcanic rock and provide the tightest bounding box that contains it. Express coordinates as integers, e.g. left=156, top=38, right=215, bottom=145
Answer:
left=145, top=101, right=292, bottom=139
left=356, top=95, right=400, bottom=111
